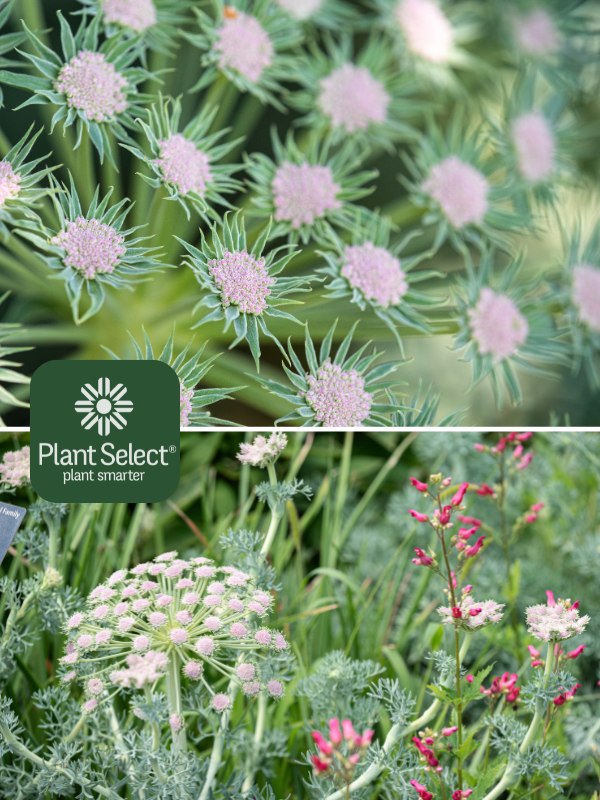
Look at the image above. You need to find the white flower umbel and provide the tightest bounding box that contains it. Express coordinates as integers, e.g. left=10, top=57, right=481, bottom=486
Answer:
left=526, top=592, right=589, bottom=642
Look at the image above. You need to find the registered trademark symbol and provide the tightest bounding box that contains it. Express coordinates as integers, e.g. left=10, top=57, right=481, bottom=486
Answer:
left=169, top=445, right=177, bottom=453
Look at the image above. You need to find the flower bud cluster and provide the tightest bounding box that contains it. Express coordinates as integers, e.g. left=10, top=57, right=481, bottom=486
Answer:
left=311, top=718, right=374, bottom=782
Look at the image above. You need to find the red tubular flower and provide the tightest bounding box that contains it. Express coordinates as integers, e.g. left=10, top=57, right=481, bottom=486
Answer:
left=546, top=590, right=556, bottom=607
left=476, top=483, right=494, bottom=496
left=439, top=505, right=452, bottom=524
left=342, top=719, right=357, bottom=741
left=409, top=509, right=429, bottom=523
left=474, top=443, right=486, bottom=452
left=412, top=547, right=433, bottom=567
left=457, top=514, right=482, bottom=527
left=516, top=432, right=533, bottom=441
left=311, top=754, right=331, bottom=773
left=531, top=502, right=544, bottom=512
left=464, top=535, right=485, bottom=558
left=442, top=726, right=458, bottom=736
left=355, top=728, right=374, bottom=747
left=517, top=453, right=534, bottom=470
left=311, top=731, right=333, bottom=755
left=410, top=780, right=434, bottom=800
left=566, top=644, right=586, bottom=659
left=525, top=513, right=537, bottom=523
left=451, top=482, right=469, bottom=506
left=452, top=791, right=473, bottom=799
left=451, top=606, right=462, bottom=619
left=410, top=477, right=429, bottom=492
left=458, top=526, right=478, bottom=540
left=328, top=717, right=342, bottom=745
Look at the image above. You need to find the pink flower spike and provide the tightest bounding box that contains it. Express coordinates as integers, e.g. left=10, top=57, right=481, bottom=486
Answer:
left=410, top=477, right=429, bottom=492
left=566, top=644, right=585, bottom=659
left=409, top=509, right=429, bottom=523
left=451, top=482, right=469, bottom=506
left=328, top=718, right=342, bottom=745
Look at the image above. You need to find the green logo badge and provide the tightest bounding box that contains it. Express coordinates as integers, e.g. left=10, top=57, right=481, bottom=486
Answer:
left=30, top=360, right=180, bottom=502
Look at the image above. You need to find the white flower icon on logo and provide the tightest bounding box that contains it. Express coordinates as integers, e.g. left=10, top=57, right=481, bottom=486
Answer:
left=74, top=378, right=133, bottom=437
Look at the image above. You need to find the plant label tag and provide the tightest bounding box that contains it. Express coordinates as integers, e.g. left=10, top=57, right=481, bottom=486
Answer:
left=0, top=502, right=26, bottom=565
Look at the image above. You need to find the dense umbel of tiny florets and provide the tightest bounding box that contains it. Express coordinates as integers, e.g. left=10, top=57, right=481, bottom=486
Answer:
left=572, top=264, right=600, bottom=333
left=0, top=161, right=21, bottom=207
left=526, top=594, right=589, bottom=641
left=342, top=242, right=408, bottom=308
left=438, top=595, right=505, bottom=630
left=511, top=112, right=556, bottom=184
left=468, top=288, right=528, bottom=362
left=54, top=51, right=128, bottom=122
left=272, top=162, right=341, bottom=229
left=208, top=250, right=275, bottom=315
left=319, top=64, right=390, bottom=133
left=156, top=134, right=213, bottom=197
left=237, top=432, right=287, bottom=467
left=102, top=0, right=158, bottom=32
left=216, top=10, right=273, bottom=84
left=62, top=551, right=289, bottom=715
left=0, top=446, right=30, bottom=487
left=394, top=0, right=454, bottom=64
left=423, top=156, right=489, bottom=228
left=305, top=361, right=373, bottom=426
left=513, top=8, right=561, bottom=57
left=51, top=218, right=126, bottom=279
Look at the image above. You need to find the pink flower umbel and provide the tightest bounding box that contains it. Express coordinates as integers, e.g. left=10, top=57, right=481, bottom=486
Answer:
left=0, top=446, right=30, bottom=488
left=0, top=161, right=21, bottom=207
left=237, top=432, right=287, bottom=467
left=341, top=243, right=408, bottom=308
left=526, top=594, right=590, bottom=641
left=513, top=8, right=560, bottom=57
left=423, top=156, right=489, bottom=229
left=438, top=593, right=504, bottom=630
left=319, top=64, right=389, bottom=134
left=572, top=264, right=600, bottom=333
left=103, top=0, right=157, bottom=32
left=395, top=0, right=454, bottom=64
left=55, top=51, right=128, bottom=122
left=51, top=218, right=126, bottom=280
left=511, top=112, right=556, bottom=184
left=273, top=162, right=341, bottom=230
left=209, top=250, right=275, bottom=315
left=156, top=134, right=212, bottom=197
left=305, top=361, right=373, bottom=427
left=469, top=288, right=529, bottom=362
left=216, top=10, right=273, bottom=84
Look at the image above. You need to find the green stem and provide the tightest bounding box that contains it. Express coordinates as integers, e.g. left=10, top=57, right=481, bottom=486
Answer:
left=166, top=651, right=187, bottom=750
left=241, top=693, right=267, bottom=793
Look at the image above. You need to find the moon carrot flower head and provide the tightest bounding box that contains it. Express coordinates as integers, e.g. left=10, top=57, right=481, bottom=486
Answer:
left=79, top=0, right=187, bottom=54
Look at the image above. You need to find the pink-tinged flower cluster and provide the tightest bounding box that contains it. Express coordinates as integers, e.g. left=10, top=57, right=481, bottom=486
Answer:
left=423, top=156, right=489, bottom=229
left=305, top=360, right=373, bottom=426
left=341, top=243, right=408, bottom=308
left=0, top=446, right=30, bottom=488
left=179, top=383, right=194, bottom=427
left=526, top=591, right=590, bottom=642
left=55, top=51, right=128, bottom=122
left=572, top=264, right=600, bottom=333
left=513, top=9, right=560, bottom=57
left=216, top=9, right=273, bottom=84
left=481, top=672, right=520, bottom=704
left=156, top=134, right=213, bottom=197
left=0, top=161, right=21, bottom=207
left=468, top=288, right=529, bottom=362
left=438, top=588, right=504, bottom=630
left=103, top=0, right=157, bottom=32
left=311, top=718, right=374, bottom=777
left=61, top=551, right=289, bottom=715
left=208, top=250, right=275, bottom=315
left=51, top=217, right=126, bottom=279
left=272, top=162, right=341, bottom=229
left=394, top=0, right=454, bottom=64
left=475, top=432, right=534, bottom=471
left=319, top=65, right=390, bottom=133
left=511, top=112, right=556, bottom=184
left=237, top=432, right=287, bottom=468
left=276, top=0, right=322, bottom=19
